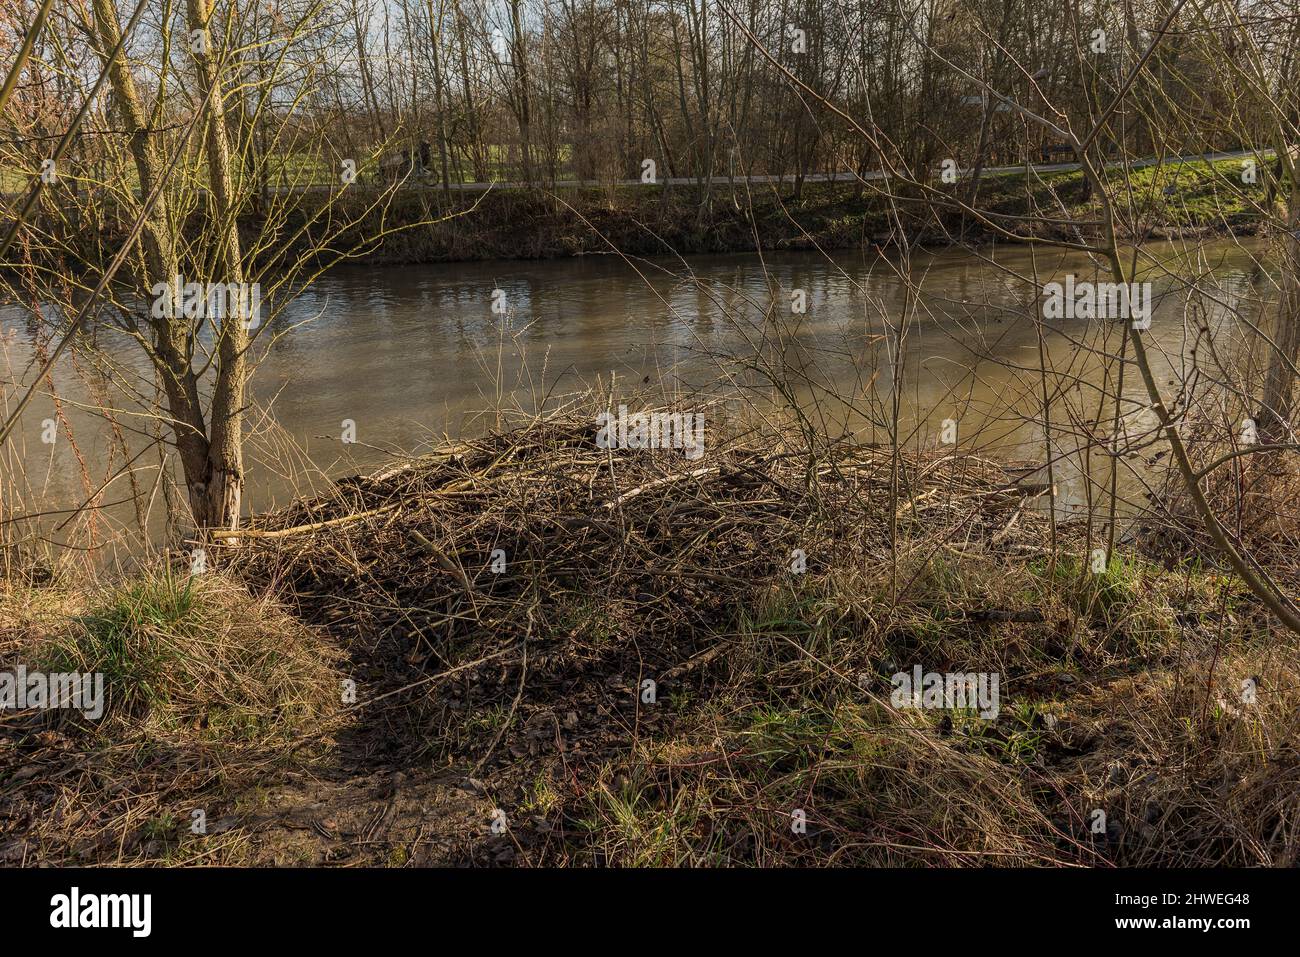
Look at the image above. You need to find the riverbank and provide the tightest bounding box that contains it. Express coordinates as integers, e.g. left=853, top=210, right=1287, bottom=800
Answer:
left=3, top=407, right=1297, bottom=866
left=13, top=157, right=1271, bottom=275
left=279, top=157, right=1268, bottom=266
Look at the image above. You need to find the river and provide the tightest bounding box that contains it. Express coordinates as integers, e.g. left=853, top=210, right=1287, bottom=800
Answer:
left=0, top=237, right=1275, bottom=548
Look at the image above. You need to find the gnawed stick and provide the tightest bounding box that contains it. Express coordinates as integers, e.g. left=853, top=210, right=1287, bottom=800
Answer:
left=209, top=503, right=398, bottom=540
left=211, top=450, right=520, bottom=541
left=408, top=529, right=478, bottom=608
left=602, top=465, right=719, bottom=509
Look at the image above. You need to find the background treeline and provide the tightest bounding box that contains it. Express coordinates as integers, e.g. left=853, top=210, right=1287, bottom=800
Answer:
left=4, top=0, right=1298, bottom=201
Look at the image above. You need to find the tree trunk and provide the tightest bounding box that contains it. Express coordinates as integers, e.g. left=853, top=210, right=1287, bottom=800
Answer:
left=88, top=0, right=213, bottom=524
left=1259, top=215, right=1300, bottom=440
left=187, top=0, right=249, bottom=531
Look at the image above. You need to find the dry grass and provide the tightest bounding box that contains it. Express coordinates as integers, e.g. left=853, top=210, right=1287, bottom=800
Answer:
left=563, top=542, right=1299, bottom=866
left=2, top=401, right=1298, bottom=866
left=0, top=570, right=342, bottom=864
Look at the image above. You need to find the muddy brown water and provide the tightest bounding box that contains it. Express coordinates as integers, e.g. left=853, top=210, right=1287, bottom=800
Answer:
left=0, top=237, right=1276, bottom=549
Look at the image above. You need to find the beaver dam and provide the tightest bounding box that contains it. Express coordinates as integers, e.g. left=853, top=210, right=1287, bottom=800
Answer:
left=2, top=407, right=1298, bottom=866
